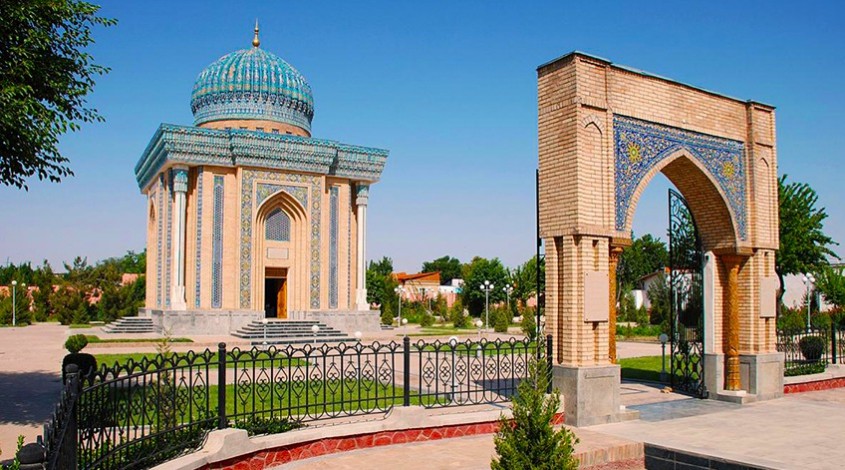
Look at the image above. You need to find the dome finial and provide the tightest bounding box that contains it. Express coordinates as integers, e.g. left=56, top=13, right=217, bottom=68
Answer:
left=252, top=19, right=260, bottom=48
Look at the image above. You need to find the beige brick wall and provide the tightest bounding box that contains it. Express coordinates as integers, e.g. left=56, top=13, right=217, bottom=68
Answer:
left=538, top=52, right=778, bottom=365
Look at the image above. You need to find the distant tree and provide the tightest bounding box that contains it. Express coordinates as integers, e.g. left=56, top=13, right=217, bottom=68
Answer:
left=512, top=255, right=545, bottom=307
left=461, top=257, right=508, bottom=317
left=777, top=175, right=839, bottom=308
left=0, top=261, right=36, bottom=285
left=366, top=257, right=398, bottom=325
left=0, top=0, right=116, bottom=189
left=50, top=284, right=90, bottom=325
left=618, top=234, right=668, bottom=289
left=421, top=256, right=462, bottom=285
left=647, top=272, right=670, bottom=329
left=0, top=288, right=31, bottom=325
left=816, top=266, right=845, bottom=310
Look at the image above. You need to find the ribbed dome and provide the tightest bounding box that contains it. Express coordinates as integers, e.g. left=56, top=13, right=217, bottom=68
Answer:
left=190, top=47, right=314, bottom=132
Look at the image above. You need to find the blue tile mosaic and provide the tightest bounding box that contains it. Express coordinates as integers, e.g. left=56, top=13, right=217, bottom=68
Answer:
left=614, top=115, right=747, bottom=240
left=212, top=176, right=224, bottom=309
left=194, top=167, right=203, bottom=308
left=329, top=186, right=339, bottom=309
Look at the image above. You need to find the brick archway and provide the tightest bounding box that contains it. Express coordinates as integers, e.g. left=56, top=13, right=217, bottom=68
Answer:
left=537, top=52, right=782, bottom=426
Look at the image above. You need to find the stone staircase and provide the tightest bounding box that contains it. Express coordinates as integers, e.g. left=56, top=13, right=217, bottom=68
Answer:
left=232, top=320, right=354, bottom=345
left=101, top=316, right=155, bottom=334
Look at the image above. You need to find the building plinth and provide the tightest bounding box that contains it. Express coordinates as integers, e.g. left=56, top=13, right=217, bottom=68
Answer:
left=553, top=364, right=637, bottom=427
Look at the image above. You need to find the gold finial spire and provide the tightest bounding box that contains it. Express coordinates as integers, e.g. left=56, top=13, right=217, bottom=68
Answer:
left=252, top=20, right=260, bottom=47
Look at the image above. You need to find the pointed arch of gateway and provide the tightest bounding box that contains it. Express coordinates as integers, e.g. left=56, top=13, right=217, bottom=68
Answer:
left=538, top=52, right=781, bottom=426
left=252, top=190, right=310, bottom=317
left=623, top=148, right=739, bottom=253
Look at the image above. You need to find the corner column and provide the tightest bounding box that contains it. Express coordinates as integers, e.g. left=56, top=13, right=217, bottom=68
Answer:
left=721, top=254, right=744, bottom=391
left=608, top=246, right=623, bottom=363
left=171, top=166, right=189, bottom=310
left=355, top=183, right=369, bottom=311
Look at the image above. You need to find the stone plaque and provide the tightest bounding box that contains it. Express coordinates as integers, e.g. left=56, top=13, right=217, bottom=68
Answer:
left=584, top=271, right=609, bottom=322
left=267, top=247, right=289, bottom=260
left=759, top=276, right=778, bottom=318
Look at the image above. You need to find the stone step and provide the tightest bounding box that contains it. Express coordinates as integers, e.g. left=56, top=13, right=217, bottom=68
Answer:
left=248, top=337, right=356, bottom=346
left=101, top=316, right=156, bottom=334
left=231, top=320, right=348, bottom=342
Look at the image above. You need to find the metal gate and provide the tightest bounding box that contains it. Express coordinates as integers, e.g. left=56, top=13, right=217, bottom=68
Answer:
left=668, top=189, right=706, bottom=397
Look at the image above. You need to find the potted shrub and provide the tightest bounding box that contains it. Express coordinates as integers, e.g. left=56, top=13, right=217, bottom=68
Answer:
left=799, top=335, right=825, bottom=362
left=62, top=334, right=97, bottom=383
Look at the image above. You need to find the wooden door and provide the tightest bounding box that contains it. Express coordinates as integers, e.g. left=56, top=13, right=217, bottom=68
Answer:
left=277, top=279, right=287, bottom=319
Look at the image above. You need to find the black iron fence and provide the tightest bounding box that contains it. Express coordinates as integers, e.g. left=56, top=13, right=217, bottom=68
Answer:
left=776, top=323, right=844, bottom=376
left=41, top=335, right=551, bottom=470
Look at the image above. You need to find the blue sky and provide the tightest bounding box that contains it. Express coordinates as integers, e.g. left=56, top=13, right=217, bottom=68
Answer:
left=1, top=1, right=843, bottom=272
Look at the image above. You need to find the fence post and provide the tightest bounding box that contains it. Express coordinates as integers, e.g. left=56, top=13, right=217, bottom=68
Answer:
left=546, top=335, right=553, bottom=394
left=832, top=321, right=838, bottom=364
left=217, top=343, right=227, bottom=429
left=403, top=336, right=411, bottom=407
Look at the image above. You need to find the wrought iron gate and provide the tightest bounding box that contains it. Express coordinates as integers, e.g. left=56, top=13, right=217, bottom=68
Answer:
left=668, top=189, right=706, bottom=397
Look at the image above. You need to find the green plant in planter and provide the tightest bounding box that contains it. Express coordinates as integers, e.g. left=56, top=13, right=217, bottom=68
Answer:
left=62, top=333, right=97, bottom=382
left=799, top=335, right=826, bottom=362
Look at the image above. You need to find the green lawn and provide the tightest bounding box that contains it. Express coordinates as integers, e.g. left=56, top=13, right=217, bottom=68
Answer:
left=79, top=380, right=441, bottom=427
left=94, top=351, right=305, bottom=369
left=619, top=355, right=668, bottom=383
left=414, top=340, right=537, bottom=357
left=404, top=325, right=480, bottom=337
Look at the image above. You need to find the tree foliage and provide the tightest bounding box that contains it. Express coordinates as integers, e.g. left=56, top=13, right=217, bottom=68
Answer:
left=511, top=255, right=544, bottom=307
left=421, top=255, right=462, bottom=285
left=777, top=175, right=839, bottom=305
left=460, top=257, right=509, bottom=316
left=492, top=358, right=578, bottom=470
left=618, top=234, right=668, bottom=288
left=816, top=266, right=845, bottom=309
left=366, top=257, right=398, bottom=325
left=0, top=0, right=116, bottom=189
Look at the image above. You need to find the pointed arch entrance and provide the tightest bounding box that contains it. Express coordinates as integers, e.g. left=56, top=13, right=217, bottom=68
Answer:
left=538, top=52, right=781, bottom=426
left=253, top=190, right=309, bottom=319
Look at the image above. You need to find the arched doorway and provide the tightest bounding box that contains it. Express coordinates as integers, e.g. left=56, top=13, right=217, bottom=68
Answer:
left=538, top=52, right=781, bottom=426
left=253, top=190, right=309, bottom=319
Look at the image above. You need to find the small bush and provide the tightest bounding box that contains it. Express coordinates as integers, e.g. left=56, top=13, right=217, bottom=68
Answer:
left=449, top=299, right=469, bottom=328
left=799, top=335, right=825, bottom=362
left=778, top=308, right=806, bottom=334
left=65, top=334, right=89, bottom=353
left=521, top=307, right=537, bottom=341
left=232, top=416, right=303, bottom=436
left=492, top=307, right=510, bottom=333
left=419, top=311, right=435, bottom=327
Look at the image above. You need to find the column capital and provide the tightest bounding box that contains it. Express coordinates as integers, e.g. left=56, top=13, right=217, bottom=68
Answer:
left=171, top=166, right=189, bottom=193
left=355, top=182, right=370, bottom=206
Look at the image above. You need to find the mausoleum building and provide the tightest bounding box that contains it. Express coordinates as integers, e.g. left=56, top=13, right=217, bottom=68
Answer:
left=134, top=26, right=388, bottom=334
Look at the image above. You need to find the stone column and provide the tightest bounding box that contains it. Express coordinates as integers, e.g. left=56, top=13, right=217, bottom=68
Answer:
left=608, top=246, right=623, bottom=363
left=171, top=166, right=189, bottom=310
left=355, top=183, right=369, bottom=311
left=722, top=254, right=743, bottom=391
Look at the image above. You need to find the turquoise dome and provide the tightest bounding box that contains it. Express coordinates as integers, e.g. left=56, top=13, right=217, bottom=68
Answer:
left=190, top=46, right=314, bottom=132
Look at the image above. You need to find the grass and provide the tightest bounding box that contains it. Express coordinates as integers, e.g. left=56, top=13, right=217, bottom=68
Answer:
left=93, top=351, right=306, bottom=369
left=415, top=340, right=538, bottom=357
left=405, top=325, right=509, bottom=337
left=69, top=324, right=95, bottom=329
left=79, top=380, right=443, bottom=427
left=619, top=355, right=667, bottom=383
left=85, top=335, right=193, bottom=344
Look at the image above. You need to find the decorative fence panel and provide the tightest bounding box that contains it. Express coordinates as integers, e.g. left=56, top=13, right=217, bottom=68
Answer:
left=776, top=323, right=844, bottom=376
left=42, top=335, right=549, bottom=470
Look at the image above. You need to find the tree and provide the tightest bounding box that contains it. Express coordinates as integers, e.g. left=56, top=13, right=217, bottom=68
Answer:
left=366, top=257, right=398, bottom=325
left=647, top=272, right=670, bottom=329
left=618, top=234, right=668, bottom=288
left=0, top=0, right=116, bottom=189
left=460, top=257, right=509, bottom=316
left=816, top=266, right=845, bottom=310
left=512, top=255, right=545, bottom=307
left=777, top=175, right=839, bottom=308
left=421, top=256, right=462, bottom=285
left=491, top=358, right=578, bottom=470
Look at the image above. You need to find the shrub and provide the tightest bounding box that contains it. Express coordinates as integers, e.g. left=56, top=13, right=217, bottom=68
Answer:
left=492, top=306, right=510, bottom=333
left=799, top=335, right=825, bottom=362
left=419, top=311, right=435, bottom=327
left=449, top=299, right=469, bottom=328
left=65, top=334, right=89, bottom=353
left=521, top=307, right=537, bottom=341
left=232, top=416, right=303, bottom=436
left=492, top=358, right=578, bottom=469
left=777, top=308, right=806, bottom=334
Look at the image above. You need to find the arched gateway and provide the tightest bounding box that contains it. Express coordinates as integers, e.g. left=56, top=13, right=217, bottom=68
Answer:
left=135, top=26, right=388, bottom=335
left=538, top=52, right=782, bottom=426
